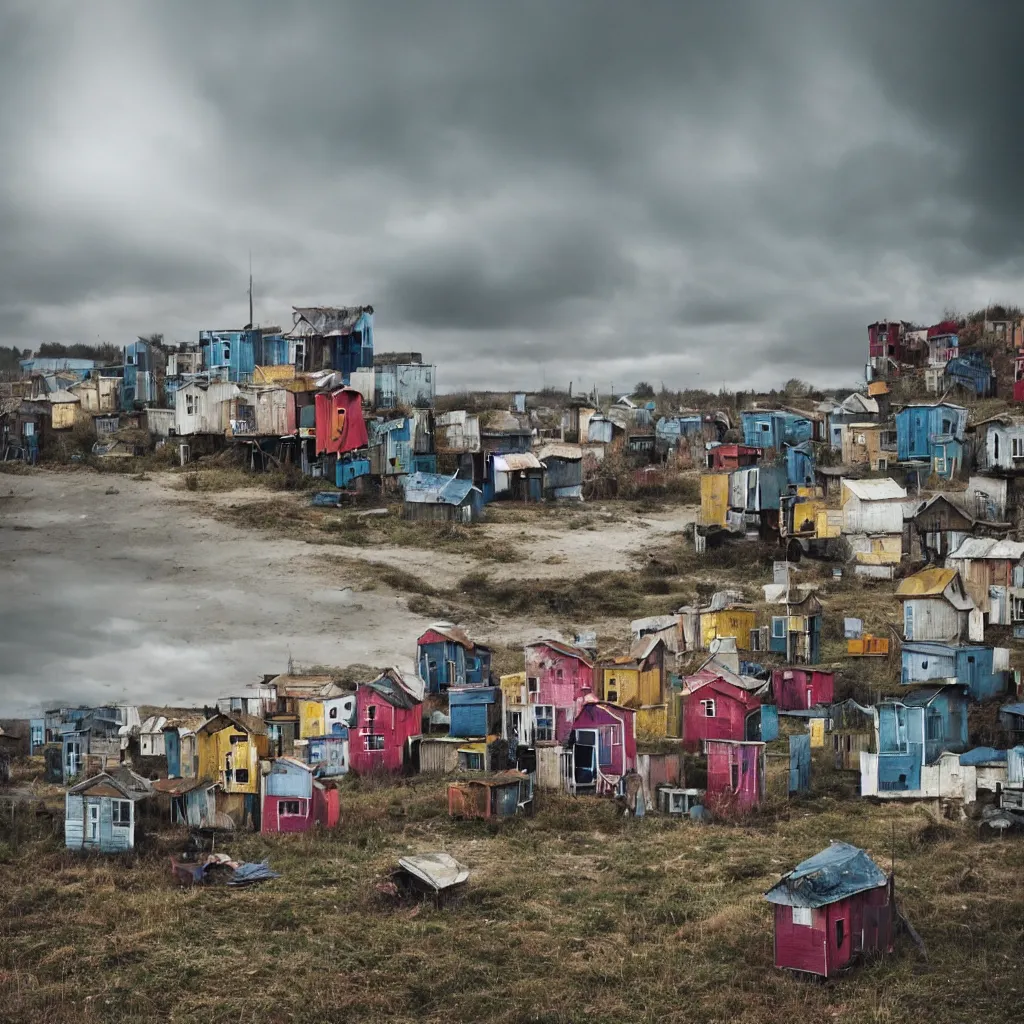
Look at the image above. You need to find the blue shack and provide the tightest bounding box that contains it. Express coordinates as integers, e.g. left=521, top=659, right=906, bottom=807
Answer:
left=901, top=642, right=1006, bottom=701
left=122, top=340, right=160, bottom=408
left=944, top=351, right=995, bottom=398
left=768, top=590, right=822, bottom=664
left=335, top=456, right=371, bottom=488
left=741, top=410, right=813, bottom=451
left=256, top=332, right=291, bottom=367
left=448, top=687, right=502, bottom=739
left=199, top=329, right=258, bottom=383
left=655, top=414, right=704, bottom=455
left=305, top=731, right=349, bottom=777
left=895, top=402, right=967, bottom=478
left=417, top=626, right=492, bottom=692
left=785, top=442, right=815, bottom=487
left=285, top=306, right=374, bottom=381
left=65, top=768, right=152, bottom=853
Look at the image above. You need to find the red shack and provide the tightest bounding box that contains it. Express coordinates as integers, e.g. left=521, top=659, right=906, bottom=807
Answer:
left=569, top=699, right=637, bottom=796
left=682, top=670, right=764, bottom=751
left=770, top=668, right=835, bottom=711
left=765, top=842, right=895, bottom=978
left=261, top=757, right=339, bottom=834
left=314, top=387, right=369, bottom=455
left=705, top=739, right=764, bottom=813
left=349, top=669, right=423, bottom=775
left=708, top=443, right=762, bottom=471
left=524, top=640, right=595, bottom=744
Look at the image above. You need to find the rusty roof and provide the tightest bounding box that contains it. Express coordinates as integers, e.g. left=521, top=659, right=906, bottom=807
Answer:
left=527, top=638, right=595, bottom=667
left=197, top=712, right=267, bottom=736
left=895, top=567, right=959, bottom=598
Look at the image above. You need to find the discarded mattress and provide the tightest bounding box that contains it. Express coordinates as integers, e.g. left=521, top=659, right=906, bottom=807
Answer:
left=397, top=853, right=469, bottom=892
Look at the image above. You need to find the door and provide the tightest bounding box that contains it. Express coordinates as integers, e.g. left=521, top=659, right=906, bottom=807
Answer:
left=65, top=741, right=81, bottom=779
left=87, top=802, right=100, bottom=844
left=573, top=729, right=598, bottom=790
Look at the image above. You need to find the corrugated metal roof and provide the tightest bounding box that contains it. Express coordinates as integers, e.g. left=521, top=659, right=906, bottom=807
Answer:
left=527, top=638, right=595, bottom=667
left=842, top=478, right=907, bottom=501
left=403, top=471, right=479, bottom=506
left=948, top=537, right=1024, bottom=560
left=285, top=305, right=373, bottom=339
left=493, top=453, right=542, bottom=471
left=536, top=443, right=584, bottom=461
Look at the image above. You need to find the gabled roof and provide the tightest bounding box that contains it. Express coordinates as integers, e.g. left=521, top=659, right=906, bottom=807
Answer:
left=418, top=624, right=489, bottom=652
left=526, top=638, right=595, bottom=667
left=364, top=668, right=423, bottom=709
left=536, top=443, right=583, bottom=462
left=151, top=777, right=218, bottom=795
left=838, top=393, right=879, bottom=415
left=842, top=478, right=907, bottom=502
left=197, top=712, right=267, bottom=737
left=629, top=634, right=665, bottom=663
left=492, top=453, right=543, bottom=471
left=140, top=716, right=168, bottom=734
left=764, top=842, right=888, bottom=909
left=896, top=568, right=973, bottom=610
left=912, top=492, right=975, bottom=525
left=948, top=537, right=1024, bottom=561
left=69, top=768, right=153, bottom=799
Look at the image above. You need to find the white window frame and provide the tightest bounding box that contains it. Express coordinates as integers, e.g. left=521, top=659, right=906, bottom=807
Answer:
left=279, top=799, right=303, bottom=816
left=700, top=699, right=716, bottom=718
left=792, top=906, right=813, bottom=927
left=364, top=733, right=385, bottom=752
left=533, top=705, right=555, bottom=742
left=112, top=800, right=132, bottom=827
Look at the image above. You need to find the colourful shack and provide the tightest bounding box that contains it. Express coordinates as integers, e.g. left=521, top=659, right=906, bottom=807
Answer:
left=195, top=712, right=270, bottom=828
left=771, top=668, right=835, bottom=711
left=314, top=387, right=369, bottom=456
left=682, top=669, right=766, bottom=751
left=261, top=756, right=340, bottom=834
left=349, top=669, right=423, bottom=776
left=765, top=842, right=894, bottom=978
left=416, top=625, right=493, bottom=692
left=705, top=739, right=765, bottom=813
left=64, top=768, right=153, bottom=853
left=596, top=636, right=669, bottom=740
left=524, top=639, right=596, bottom=745
left=568, top=700, right=637, bottom=796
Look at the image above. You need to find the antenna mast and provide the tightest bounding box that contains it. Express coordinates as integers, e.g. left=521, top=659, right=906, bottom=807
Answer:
left=248, top=251, right=254, bottom=329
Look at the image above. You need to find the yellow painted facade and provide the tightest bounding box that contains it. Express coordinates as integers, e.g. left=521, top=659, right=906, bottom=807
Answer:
left=808, top=719, right=825, bottom=748
left=253, top=364, right=296, bottom=384
left=51, top=402, right=79, bottom=430
left=700, top=608, right=756, bottom=649
left=500, top=672, right=527, bottom=707
left=700, top=473, right=730, bottom=528
left=853, top=535, right=902, bottom=566
left=298, top=700, right=325, bottom=739
left=598, top=664, right=663, bottom=708
left=197, top=723, right=268, bottom=795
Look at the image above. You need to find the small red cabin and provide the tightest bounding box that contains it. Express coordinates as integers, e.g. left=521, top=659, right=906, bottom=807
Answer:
left=524, top=640, right=595, bottom=744
left=348, top=670, right=423, bottom=775
left=770, top=668, right=834, bottom=711
left=261, top=757, right=339, bottom=834
left=709, top=444, right=762, bottom=471
left=314, top=387, right=369, bottom=456
left=705, top=739, right=764, bottom=813
left=765, top=842, right=895, bottom=977
left=682, top=672, right=763, bottom=751
left=569, top=700, right=637, bottom=796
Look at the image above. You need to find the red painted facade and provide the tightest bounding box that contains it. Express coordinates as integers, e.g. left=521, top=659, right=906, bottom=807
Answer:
left=772, top=883, right=894, bottom=977
left=709, top=444, right=762, bottom=471
left=868, top=321, right=905, bottom=361
left=1015, top=352, right=1024, bottom=403
left=682, top=674, right=761, bottom=751
left=349, top=682, right=422, bottom=775
left=705, top=739, right=764, bottom=813
left=525, top=641, right=595, bottom=744
left=262, top=783, right=339, bottom=834
left=771, top=668, right=835, bottom=711
left=314, top=388, right=369, bottom=456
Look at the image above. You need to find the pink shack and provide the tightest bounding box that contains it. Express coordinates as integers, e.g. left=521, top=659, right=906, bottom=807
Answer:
left=524, top=639, right=595, bottom=745
left=261, top=757, right=339, bottom=834
left=349, top=669, right=423, bottom=776
left=682, top=670, right=764, bottom=752
left=771, top=668, right=835, bottom=711
left=569, top=700, right=637, bottom=796
left=705, top=739, right=765, bottom=814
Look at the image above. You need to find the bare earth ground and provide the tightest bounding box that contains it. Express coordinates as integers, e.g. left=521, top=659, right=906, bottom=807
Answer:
left=0, top=469, right=692, bottom=715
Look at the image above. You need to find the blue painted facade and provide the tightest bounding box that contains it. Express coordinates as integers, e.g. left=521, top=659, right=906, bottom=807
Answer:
left=264, top=757, right=313, bottom=799
left=29, top=719, right=45, bottom=755
left=903, top=687, right=969, bottom=763
left=655, top=415, right=704, bottom=450
left=199, top=329, right=259, bottom=383
left=122, top=341, right=159, bottom=408
left=895, top=403, right=967, bottom=463
left=944, top=351, right=995, bottom=398
left=741, top=410, right=813, bottom=450
left=417, top=632, right=492, bottom=692
left=165, top=730, right=181, bottom=778
left=19, top=357, right=95, bottom=376
left=901, top=642, right=1006, bottom=701
left=306, top=732, right=349, bottom=777
left=769, top=612, right=822, bottom=664
left=785, top=442, right=816, bottom=487
left=760, top=704, right=779, bottom=742
left=335, top=457, right=371, bottom=487
left=411, top=454, right=437, bottom=474
left=789, top=733, right=811, bottom=793
left=448, top=687, right=502, bottom=739
left=257, top=333, right=291, bottom=366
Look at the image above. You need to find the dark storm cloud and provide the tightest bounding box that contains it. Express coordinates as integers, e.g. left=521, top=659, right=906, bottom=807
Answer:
left=1, top=0, right=1022, bottom=389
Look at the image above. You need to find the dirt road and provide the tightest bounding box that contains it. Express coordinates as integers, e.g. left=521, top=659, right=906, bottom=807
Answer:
left=0, top=470, right=693, bottom=715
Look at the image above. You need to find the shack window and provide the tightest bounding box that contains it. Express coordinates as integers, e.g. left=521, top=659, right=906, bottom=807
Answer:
left=186, top=394, right=194, bottom=415
left=700, top=699, right=716, bottom=718
left=366, top=705, right=377, bottom=726
left=772, top=617, right=786, bottom=639
left=329, top=707, right=338, bottom=719
left=792, top=906, right=813, bottom=927
left=229, top=734, right=247, bottom=745
left=460, top=750, right=484, bottom=770
left=112, top=801, right=131, bottom=826
left=527, top=677, right=538, bottom=693
left=280, top=800, right=302, bottom=816
left=234, top=769, right=249, bottom=783
left=556, top=668, right=564, bottom=682
left=534, top=705, right=555, bottom=742
left=730, top=763, right=739, bottom=791
left=223, top=342, right=231, bottom=361
left=835, top=919, right=845, bottom=947
left=1013, top=437, right=1024, bottom=459
left=607, top=678, right=618, bottom=703
left=364, top=734, right=385, bottom=751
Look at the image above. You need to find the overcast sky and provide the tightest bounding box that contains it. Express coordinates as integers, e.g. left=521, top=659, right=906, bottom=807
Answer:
left=1, top=1, right=1021, bottom=393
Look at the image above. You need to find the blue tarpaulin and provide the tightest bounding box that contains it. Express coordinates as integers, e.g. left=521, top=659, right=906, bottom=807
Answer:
left=764, top=842, right=889, bottom=908
left=958, top=747, right=1007, bottom=766
left=229, top=860, right=281, bottom=887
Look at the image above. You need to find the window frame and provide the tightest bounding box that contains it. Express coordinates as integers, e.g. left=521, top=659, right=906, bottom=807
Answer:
left=700, top=699, right=716, bottom=718
left=364, top=733, right=386, bottom=752
left=279, top=799, right=303, bottom=816
left=533, top=704, right=555, bottom=742
left=792, top=906, right=813, bottom=927
left=111, top=800, right=132, bottom=827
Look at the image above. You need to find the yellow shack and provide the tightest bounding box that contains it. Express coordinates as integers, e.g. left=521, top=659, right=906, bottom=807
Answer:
left=597, top=637, right=669, bottom=741
left=700, top=472, right=730, bottom=528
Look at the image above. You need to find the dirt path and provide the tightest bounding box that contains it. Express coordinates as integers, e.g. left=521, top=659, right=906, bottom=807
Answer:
left=0, top=470, right=694, bottom=715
